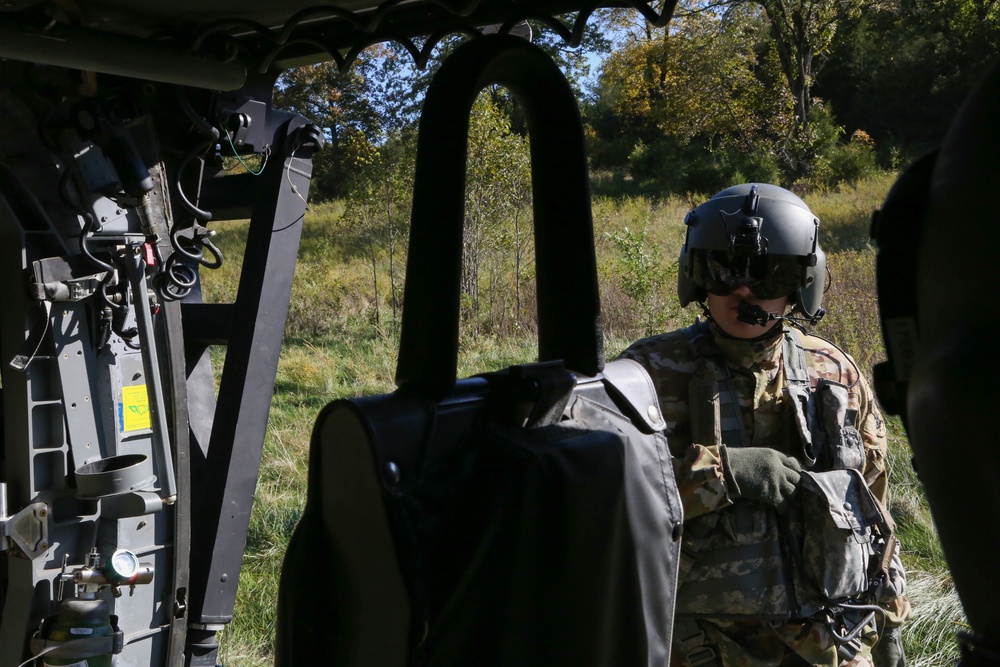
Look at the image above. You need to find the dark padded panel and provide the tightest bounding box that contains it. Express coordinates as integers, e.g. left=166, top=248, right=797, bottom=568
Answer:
left=277, top=368, right=683, bottom=667
left=906, top=57, right=1000, bottom=640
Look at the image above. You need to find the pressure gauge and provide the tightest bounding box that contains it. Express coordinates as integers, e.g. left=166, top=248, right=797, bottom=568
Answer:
left=103, top=549, right=141, bottom=584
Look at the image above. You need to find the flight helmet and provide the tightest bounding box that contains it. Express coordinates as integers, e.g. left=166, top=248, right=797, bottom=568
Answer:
left=677, top=183, right=826, bottom=321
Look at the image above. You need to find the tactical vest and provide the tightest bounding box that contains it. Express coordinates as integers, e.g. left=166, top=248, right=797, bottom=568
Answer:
left=675, top=322, right=867, bottom=621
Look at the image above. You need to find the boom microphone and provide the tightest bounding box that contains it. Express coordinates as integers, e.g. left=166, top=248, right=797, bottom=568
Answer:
left=737, top=300, right=826, bottom=327
left=737, top=300, right=780, bottom=326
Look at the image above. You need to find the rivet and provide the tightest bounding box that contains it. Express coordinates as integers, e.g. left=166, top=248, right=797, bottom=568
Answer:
left=385, top=461, right=401, bottom=485
left=647, top=405, right=660, bottom=422
left=671, top=522, right=683, bottom=541
left=220, top=574, right=228, bottom=583
left=843, top=502, right=852, bottom=511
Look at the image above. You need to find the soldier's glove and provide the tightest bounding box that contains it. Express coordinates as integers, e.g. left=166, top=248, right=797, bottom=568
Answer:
left=720, top=446, right=802, bottom=512
left=873, top=625, right=906, bottom=667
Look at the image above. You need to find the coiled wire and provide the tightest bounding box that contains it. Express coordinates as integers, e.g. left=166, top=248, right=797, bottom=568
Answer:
left=156, top=89, right=226, bottom=302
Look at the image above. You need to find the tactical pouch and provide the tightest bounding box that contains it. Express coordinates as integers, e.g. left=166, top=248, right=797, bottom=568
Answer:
left=274, top=36, right=683, bottom=667
left=798, top=469, right=886, bottom=602
left=815, top=380, right=865, bottom=471
left=787, top=379, right=865, bottom=471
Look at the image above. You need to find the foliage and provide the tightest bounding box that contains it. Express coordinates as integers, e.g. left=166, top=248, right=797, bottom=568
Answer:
left=586, top=3, right=809, bottom=193
left=462, top=91, right=534, bottom=335
left=778, top=100, right=844, bottom=184
left=815, top=129, right=880, bottom=186
left=525, top=17, right=614, bottom=101
left=588, top=0, right=874, bottom=184
left=592, top=7, right=787, bottom=151
left=340, top=129, right=416, bottom=333
left=820, top=0, right=1000, bottom=157
left=606, top=223, right=674, bottom=336
left=268, top=0, right=1000, bottom=201
left=749, top=0, right=863, bottom=126
left=585, top=0, right=1000, bottom=189
left=624, top=137, right=785, bottom=196
left=282, top=89, right=535, bottom=338
left=273, top=43, right=417, bottom=199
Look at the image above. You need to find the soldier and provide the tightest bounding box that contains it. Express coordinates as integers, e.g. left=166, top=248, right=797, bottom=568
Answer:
left=619, top=184, right=911, bottom=667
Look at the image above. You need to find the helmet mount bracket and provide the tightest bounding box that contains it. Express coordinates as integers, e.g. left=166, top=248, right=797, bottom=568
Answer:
left=725, top=214, right=768, bottom=257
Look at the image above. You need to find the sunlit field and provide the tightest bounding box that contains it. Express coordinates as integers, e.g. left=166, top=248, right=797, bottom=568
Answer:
left=200, top=173, right=961, bottom=667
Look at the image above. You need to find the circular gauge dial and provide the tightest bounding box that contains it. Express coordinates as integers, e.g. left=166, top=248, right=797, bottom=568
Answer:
left=104, top=549, right=140, bottom=582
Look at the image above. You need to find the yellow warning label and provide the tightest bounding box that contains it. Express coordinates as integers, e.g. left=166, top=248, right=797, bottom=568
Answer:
left=122, top=384, right=151, bottom=432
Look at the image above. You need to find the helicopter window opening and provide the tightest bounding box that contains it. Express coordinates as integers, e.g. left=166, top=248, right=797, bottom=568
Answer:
left=208, top=346, right=226, bottom=402
left=196, top=221, right=248, bottom=307
left=457, top=88, right=537, bottom=375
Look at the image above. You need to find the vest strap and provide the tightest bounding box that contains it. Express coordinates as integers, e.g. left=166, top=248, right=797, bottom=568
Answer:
left=718, top=362, right=749, bottom=447
left=782, top=327, right=809, bottom=387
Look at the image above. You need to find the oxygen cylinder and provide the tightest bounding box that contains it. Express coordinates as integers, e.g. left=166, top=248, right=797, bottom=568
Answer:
left=42, top=595, right=114, bottom=667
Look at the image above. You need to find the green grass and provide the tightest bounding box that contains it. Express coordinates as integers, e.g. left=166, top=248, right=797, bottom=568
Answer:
left=206, top=172, right=962, bottom=666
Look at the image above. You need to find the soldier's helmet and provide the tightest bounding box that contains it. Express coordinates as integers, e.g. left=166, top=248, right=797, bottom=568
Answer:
left=677, top=183, right=826, bottom=321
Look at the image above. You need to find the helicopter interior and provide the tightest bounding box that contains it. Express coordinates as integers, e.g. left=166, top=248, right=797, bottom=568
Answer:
left=0, top=0, right=994, bottom=666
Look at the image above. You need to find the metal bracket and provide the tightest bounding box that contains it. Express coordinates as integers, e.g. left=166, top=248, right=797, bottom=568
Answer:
left=1, top=502, right=50, bottom=559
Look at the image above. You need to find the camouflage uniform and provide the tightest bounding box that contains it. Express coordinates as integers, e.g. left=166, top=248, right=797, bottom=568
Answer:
left=619, top=319, right=911, bottom=667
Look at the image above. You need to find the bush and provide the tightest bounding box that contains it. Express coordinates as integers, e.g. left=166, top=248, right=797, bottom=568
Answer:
left=782, top=102, right=843, bottom=184
left=727, top=148, right=784, bottom=189
left=819, top=130, right=880, bottom=185
left=587, top=134, right=638, bottom=168
left=627, top=139, right=785, bottom=198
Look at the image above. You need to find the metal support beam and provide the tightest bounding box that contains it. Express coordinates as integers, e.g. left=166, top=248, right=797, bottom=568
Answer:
left=183, top=114, right=320, bottom=666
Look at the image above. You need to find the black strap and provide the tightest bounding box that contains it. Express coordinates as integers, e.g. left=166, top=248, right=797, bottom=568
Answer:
left=28, top=630, right=124, bottom=660
left=395, top=35, right=603, bottom=399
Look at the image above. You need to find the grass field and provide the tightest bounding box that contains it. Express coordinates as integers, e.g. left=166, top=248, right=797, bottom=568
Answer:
left=201, top=173, right=964, bottom=666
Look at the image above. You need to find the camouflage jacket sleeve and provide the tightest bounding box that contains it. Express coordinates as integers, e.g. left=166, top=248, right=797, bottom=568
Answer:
left=858, top=372, right=890, bottom=503
left=670, top=443, right=733, bottom=519
left=618, top=329, right=735, bottom=520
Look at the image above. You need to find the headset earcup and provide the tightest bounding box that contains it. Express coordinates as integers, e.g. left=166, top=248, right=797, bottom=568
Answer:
left=797, top=247, right=826, bottom=319
left=676, top=246, right=703, bottom=307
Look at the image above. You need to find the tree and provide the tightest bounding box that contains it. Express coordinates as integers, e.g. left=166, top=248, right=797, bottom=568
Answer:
left=749, top=0, right=862, bottom=129
left=274, top=43, right=416, bottom=199
left=463, top=91, right=533, bottom=334
left=597, top=8, right=784, bottom=145
left=340, top=130, right=416, bottom=333
left=818, top=0, right=1000, bottom=157
left=587, top=5, right=792, bottom=191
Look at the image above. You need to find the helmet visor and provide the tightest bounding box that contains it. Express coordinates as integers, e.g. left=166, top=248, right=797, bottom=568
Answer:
left=692, top=250, right=804, bottom=300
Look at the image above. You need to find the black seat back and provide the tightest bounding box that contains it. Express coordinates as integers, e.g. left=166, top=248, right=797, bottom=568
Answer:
left=275, top=35, right=683, bottom=667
